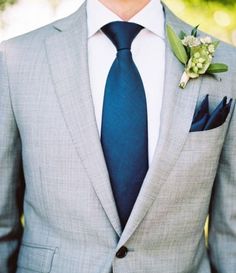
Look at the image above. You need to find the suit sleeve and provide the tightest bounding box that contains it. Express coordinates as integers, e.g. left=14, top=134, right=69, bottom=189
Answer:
left=0, top=42, right=24, bottom=273
left=208, top=97, right=236, bottom=272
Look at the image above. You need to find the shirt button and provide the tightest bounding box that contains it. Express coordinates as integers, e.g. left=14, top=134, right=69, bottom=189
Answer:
left=116, top=246, right=128, bottom=258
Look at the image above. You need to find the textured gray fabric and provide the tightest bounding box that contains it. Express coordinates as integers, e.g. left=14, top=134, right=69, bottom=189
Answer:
left=0, top=1, right=236, bottom=272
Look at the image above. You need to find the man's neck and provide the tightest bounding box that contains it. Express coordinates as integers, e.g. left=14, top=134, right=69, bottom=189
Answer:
left=98, top=0, right=151, bottom=21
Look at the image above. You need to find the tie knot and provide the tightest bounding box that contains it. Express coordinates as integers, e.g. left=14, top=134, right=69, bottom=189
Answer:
left=101, top=21, right=144, bottom=51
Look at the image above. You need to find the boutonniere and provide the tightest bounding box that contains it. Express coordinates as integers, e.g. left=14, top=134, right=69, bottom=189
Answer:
left=167, top=24, right=228, bottom=89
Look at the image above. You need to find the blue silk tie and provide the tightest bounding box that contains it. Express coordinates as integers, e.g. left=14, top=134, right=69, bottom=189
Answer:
left=101, top=21, right=149, bottom=229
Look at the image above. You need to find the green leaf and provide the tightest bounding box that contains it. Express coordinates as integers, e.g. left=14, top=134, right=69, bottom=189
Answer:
left=167, top=24, right=188, bottom=65
left=179, top=30, right=187, bottom=40
left=191, top=25, right=200, bottom=37
left=186, top=47, right=191, bottom=58
left=213, top=40, right=220, bottom=49
left=207, top=63, right=228, bottom=73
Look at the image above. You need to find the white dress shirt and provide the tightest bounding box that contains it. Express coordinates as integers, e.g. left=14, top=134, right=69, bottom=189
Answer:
left=86, top=0, right=165, bottom=165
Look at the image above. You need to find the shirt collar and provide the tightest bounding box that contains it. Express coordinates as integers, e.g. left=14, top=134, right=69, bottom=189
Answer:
left=86, top=0, right=165, bottom=40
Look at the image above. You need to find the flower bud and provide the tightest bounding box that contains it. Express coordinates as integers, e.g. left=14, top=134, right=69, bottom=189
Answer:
left=198, top=58, right=205, bottom=63
left=194, top=52, right=201, bottom=58
left=197, top=63, right=203, bottom=69
left=208, top=44, right=215, bottom=53
left=193, top=66, right=199, bottom=73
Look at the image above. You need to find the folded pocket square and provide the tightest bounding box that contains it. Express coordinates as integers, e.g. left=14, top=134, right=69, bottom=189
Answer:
left=190, top=95, right=232, bottom=132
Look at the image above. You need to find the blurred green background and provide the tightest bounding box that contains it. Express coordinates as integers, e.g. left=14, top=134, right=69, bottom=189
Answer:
left=0, top=0, right=235, bottom=46
left=0, top=0, right=16, bottom=11
left=165, top=0, right=236, bottom=45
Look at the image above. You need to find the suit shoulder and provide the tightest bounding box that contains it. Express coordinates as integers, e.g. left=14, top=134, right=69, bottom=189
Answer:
left=222, top=42, right=236, bottom=70
left=1, top=22, right=54, bottom=52
left=218, top=40, right=236, bottom=65
left=0, top=6, right=82, bottom=53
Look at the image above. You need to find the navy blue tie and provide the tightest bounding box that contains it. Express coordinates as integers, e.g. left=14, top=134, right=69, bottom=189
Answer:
left=101, top=21, right=149, bottom=229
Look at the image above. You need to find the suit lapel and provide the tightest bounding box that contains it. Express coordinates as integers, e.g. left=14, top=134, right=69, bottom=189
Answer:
left=117, top=4, right=203, bottom=248
left=44, top=2, right=122, bottom=236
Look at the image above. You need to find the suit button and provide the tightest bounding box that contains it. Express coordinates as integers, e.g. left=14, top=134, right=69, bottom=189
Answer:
left=116, top=246, right=128, bottom=258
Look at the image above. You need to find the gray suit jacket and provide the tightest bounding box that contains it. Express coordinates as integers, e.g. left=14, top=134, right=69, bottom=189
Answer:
left=0, top=1, right=236, bottom=272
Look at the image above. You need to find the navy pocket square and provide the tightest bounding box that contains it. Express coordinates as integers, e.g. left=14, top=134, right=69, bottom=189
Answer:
left=190, top=95, right=232, bottom=132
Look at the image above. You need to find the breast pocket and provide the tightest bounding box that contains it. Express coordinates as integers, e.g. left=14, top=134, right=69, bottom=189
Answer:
left=17, top=242, right=57, bottom=273
left=183, top=104, right=233, bottom=152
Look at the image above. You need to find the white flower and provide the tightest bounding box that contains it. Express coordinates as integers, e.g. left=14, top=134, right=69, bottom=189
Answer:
left=182, top=35, right=201, bottom=47
left=208, top=44, right=215, bottom=53
left=200, top=36, right=212, bottom=44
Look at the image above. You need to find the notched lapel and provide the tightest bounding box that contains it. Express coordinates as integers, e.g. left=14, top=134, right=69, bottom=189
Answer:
left=117, top=4, right=202, bottom=248
left=44, top=3, right=121, bottom=236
